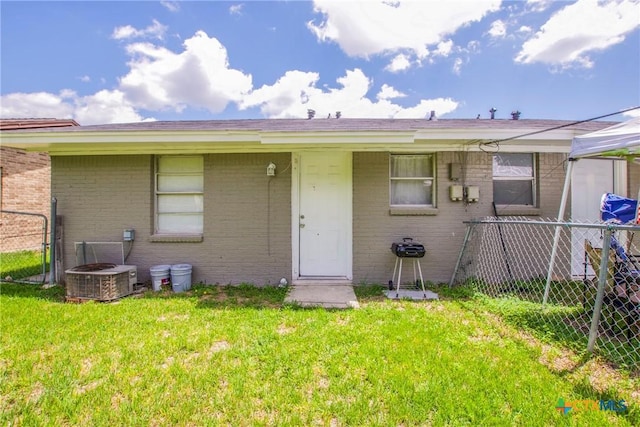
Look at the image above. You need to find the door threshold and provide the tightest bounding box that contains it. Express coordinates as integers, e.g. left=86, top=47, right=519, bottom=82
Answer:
left=293, top=278, right=352, bottom=286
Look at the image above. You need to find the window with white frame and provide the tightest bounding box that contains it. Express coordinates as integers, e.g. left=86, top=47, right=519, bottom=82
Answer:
left=155, top=155, right=204, bottom=234
left=492, top=153, right=536, bottom=206
left=390, top=154, right=435, bottom=206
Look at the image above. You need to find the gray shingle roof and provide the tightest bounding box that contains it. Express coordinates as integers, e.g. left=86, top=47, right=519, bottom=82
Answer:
left=1, top=118, right=616, bottom=134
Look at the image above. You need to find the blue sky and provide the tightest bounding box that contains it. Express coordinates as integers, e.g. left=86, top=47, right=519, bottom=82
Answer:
left=1, top=0, right=639, bottom=125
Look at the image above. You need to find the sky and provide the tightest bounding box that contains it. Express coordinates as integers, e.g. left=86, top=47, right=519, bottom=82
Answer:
left=1, top=0, right=639, bottom=125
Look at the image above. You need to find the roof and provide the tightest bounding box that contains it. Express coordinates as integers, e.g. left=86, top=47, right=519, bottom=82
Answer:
left=0, top=118, right=618, bottom=156
left=0, top=117, right=615, bottom=133
left=0, top=118, right=80, bottom=130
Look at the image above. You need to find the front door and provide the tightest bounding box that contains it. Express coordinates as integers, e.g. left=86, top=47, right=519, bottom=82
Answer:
left=297, top=152, right=352, bottom=278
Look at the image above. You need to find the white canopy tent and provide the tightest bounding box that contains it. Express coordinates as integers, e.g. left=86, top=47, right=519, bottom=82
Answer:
left=544, top=117, right=640, bottom=304
left=569, top=117, right=640, bottom=159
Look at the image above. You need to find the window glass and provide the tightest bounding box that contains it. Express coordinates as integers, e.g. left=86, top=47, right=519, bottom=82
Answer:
left=390, top=154, right=435, bottom=207
left=493, top=153, right=535, bottom=206
left=493, top=153, right=533, bottom=177
left=156, top=156, right=204, bottom=234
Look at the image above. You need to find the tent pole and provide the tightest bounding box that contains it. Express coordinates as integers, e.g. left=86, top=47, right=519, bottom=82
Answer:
left=543, top=158, right=575, bottom=305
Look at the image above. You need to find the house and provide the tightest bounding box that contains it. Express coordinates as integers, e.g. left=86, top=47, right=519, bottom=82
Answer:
left=2, top=118, right=637, bottom=286
left=0, top=119, right=78, bottom=253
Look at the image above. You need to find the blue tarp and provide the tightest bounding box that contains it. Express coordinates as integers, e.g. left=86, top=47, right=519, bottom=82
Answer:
left=600, top=193, right=638, bottom=224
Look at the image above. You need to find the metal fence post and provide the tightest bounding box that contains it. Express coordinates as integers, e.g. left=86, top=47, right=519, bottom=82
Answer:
left=39, top=215, right=48, bottom=283
left=587, top=227, right=612, bottom=353
left=449, top=223, right=474, bottom=287
left=49, top=198, right=57, bottom=286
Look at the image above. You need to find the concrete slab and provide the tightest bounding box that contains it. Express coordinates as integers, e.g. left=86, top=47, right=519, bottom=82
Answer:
left=384, top=289, right=439, bottom=301
left=285, top=284, right=359, bottom=309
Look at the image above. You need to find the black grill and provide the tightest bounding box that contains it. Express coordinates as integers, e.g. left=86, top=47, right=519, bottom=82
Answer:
left=390, top=238, right=425, bottom=258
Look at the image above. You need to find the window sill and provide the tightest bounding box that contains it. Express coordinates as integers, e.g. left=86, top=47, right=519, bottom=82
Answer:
left=389, top=207, right=439, bottom=216
left=149, top=234, right=203, bottom=243
left=494, top=206, right=541, bottom=217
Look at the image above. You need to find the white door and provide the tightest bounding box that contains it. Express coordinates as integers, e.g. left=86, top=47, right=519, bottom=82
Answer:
left=571, top=159, right=614, bottom=277
left=298, top=152, right=352, bottom=278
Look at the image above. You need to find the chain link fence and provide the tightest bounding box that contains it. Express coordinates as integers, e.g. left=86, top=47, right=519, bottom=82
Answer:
left=450, top=218, right=640, bottom=370
left=0, top=210, right=48, bottom=283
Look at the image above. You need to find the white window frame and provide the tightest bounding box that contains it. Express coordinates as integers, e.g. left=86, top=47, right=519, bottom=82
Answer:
left=154, top=155, right=204, bottom=235
left=492, top=153, right=537, bottom=207
left=389, top=154, right=436, bottom=207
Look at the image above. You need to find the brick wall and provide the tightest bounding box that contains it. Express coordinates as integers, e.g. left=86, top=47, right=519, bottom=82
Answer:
left=52, top=153, right=291, bottom=285
left=0, top=147, right=51, bottom=252
left=1, top=147, right=51, bottom=214
left=53, top=151, right=570, bottom=286
left=352, top=151, right=569, bottom=284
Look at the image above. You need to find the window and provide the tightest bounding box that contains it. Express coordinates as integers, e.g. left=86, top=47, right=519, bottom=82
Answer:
left=492, top=153, right=536, bottom=206
left=155, top=155, right=203, bottom=234
left=390, top=154, right=435, bottom=206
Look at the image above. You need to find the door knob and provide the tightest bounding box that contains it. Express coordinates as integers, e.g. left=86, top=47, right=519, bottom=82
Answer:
left=300, top=223, right=305, bottom=228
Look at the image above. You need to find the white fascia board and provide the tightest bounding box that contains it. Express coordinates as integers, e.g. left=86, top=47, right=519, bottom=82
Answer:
left=2, top=128, right=573, bottom=155
left=1, top=129, right=260, bottom=146
left=0, top=130, right=262, bottom=154
left=414, top=127, right=578, bottom=143
left=259, top=131, right=415, bottom=144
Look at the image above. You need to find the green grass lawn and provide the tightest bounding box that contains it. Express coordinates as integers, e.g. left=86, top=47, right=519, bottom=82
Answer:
left=0, top=249, right=48, bottom=280
left=1, top=282, right=638, bottom=426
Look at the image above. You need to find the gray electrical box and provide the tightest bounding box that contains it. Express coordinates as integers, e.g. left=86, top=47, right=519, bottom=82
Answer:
left=449, top=163, right=461, bottom=181
left=123, top=229, right=135, bottom=241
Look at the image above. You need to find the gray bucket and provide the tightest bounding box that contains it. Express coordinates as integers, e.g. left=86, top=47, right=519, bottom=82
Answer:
left=171, top=264, right=192, bottom=292
left=150, top=265, right=171, bottom=291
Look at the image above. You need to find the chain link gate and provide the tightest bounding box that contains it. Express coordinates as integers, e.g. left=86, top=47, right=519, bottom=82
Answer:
left=450, top=218, right=640, bottom=370
left=0, top=210, right=48, bottom=283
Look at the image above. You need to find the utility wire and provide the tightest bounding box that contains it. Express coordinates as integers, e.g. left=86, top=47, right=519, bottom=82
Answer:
left=473, top=106, right=640, bottom=209
left=479, top=105, right=640, bottom=150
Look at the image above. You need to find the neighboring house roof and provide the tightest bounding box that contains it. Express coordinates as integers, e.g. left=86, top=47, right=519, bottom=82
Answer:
left=0, top=118, right=79, bottom=130
left=0, top=118, right=617, bottom=155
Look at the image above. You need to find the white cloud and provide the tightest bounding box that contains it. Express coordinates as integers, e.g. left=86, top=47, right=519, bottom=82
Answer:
left=377, top=84, right=406, bottom=100
left=526, top=0, right=554, bottom=13
left=161, top=1, right=180, bottom=13
left=0, top=90, right=149, bottom=125
left=307, top=0, right=500, bottom=64
left=239, top=70, right=321, bottom=118
left=73, top=90, right=150, bottom=125
left=229, top=4, right=244, bottom=15
left=112, top=19, right=167, bottom=40
left=624, top=108, right=640, bottom=118
left=452, top=57, right=464, bottom=75
left=385, top=53, right=412, bottom=72
left=488, top=20, right=507, bottom=38
left=0, top=91, right=75, bottom=120
left=118, top=31, right=253, bottom=113
left=392, top=98, right=458, bottom=119
left=79, top=75, right=91, bottom=83
left=434, top=40, right=454, bottom=57
left=516, top=0, right=640, bottom=69
left=240, top=68, right=458, bottom=119
left=1, top=29, right=461, bottom=124
left=517, top=25, right=533, bottom=35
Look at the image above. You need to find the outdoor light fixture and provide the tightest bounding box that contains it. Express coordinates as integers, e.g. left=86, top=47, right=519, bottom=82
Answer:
left=267, top=162, right=276, bottom=176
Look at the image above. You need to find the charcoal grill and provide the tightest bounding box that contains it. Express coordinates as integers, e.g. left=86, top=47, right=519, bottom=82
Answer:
left=389, top=237, right=427, bottom=297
